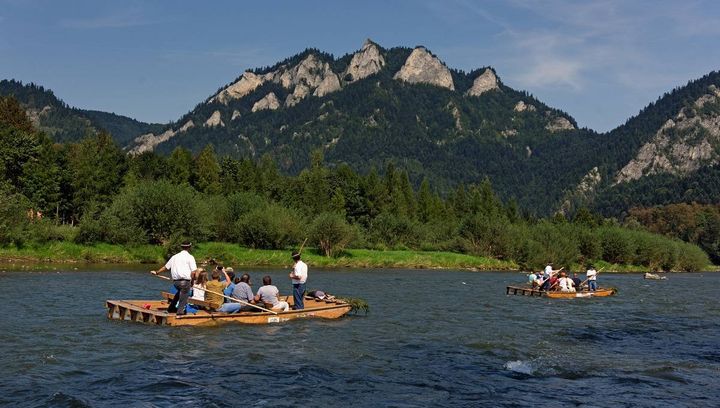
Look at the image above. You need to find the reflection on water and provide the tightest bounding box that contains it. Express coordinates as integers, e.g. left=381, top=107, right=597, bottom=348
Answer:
left=1, top=268, right=719, bottom=407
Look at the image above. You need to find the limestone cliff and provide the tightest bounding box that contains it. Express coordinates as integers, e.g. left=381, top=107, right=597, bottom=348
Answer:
left=252, top=92, right=280, bottom=112
left=343, top=39, right=385, bottom=82
left=129, top=120, right=194, bottom=155
left=211, top=71, right=267, bottom=104
left=615, top=85, right=720, bottom=183
left=394, top=47, right=455, bottom=90
left=514, top=101, right=536, bottom=112
left=465, top=69, right=498, bottom=96
left=204, top=110, right=224, bottom=127
left=545, top=116, right=575, bottom=132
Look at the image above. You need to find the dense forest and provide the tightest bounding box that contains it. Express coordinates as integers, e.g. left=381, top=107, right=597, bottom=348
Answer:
left=0, top=94, right=711, bottom=271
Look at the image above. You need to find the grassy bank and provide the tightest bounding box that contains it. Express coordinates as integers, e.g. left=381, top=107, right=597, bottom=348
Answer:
left=0, top=241, right=715, bottom=272
left=0, top=241, right=518, bottom=270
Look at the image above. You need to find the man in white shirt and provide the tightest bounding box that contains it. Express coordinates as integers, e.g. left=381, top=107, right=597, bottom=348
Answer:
left=151, top=241, right=197, bottom=315
left=289, top=251, right=308, bottom=310
left=544, top=262, right=562, bottom=279
left=586, top=265, right=598, bottom=291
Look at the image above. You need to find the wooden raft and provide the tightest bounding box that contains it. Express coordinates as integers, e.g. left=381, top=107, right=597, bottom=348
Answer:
left=506, top=285, right=617, bottom=299
left=107, top=295, right=353, bottom=326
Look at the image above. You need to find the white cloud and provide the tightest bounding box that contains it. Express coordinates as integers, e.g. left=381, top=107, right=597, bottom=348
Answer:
left=515, top=57, right=584, bottom=90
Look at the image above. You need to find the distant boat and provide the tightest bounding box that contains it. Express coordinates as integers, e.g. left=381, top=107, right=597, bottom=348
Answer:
left=505, top=285, right=617, bottom=298
left=644, top=273, right=667, bottom=280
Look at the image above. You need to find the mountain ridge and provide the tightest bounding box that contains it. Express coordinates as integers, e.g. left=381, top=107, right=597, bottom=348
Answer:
left=2, top=40, right=719, bottom=217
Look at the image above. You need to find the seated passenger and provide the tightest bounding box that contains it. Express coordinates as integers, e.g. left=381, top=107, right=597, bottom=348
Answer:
left=527, top=271, right=537, bottom=286
left=191, top=269, right=208, bottom=301
left=222, top=267, right=236, bottom=298
left=254, top=275, right=290, bottom=312
left=558, top=272, right=576, bottom=292
left=206, top=268, right=243, bottom=313
left=572, top=273, right=583, bottom=291
left=232, top=273, right=259, bottom=312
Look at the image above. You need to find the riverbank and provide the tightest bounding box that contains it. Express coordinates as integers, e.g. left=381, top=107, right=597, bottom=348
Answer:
left=0, top=241, right=517, bottom=270
left=0, top=241, right=715, bottom=271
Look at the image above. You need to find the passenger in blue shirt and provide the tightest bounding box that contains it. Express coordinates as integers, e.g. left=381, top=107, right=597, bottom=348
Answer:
left=222, top=267, right=236, bottom=300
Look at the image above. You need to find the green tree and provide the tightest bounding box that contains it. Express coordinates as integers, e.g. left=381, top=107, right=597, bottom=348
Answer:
left=167, top=147, right=193, bottom=185
left=192, top=145, right=222, bottom=194
left=310, top=212, right=356, bottom=257
left=66, top=132, right=126, bottom=220
left=19, top=134, right=62, bottom=216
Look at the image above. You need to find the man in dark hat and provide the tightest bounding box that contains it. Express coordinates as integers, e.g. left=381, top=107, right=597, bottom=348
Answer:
left=288, top=251, right=308, bottom=310
left=151, top=241, right=197, bottom=315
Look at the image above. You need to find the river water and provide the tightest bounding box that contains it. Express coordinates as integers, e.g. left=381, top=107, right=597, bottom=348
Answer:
left=0, top=266, right=718, bottom=407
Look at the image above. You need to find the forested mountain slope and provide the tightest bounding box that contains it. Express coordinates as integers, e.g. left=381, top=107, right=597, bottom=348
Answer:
left=0, top=79, right=163, bottom=145
left=125, top=40, right=597, bottom=215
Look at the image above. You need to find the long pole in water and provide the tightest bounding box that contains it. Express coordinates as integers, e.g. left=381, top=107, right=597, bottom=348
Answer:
left=151, top=273, right=278, bottom=314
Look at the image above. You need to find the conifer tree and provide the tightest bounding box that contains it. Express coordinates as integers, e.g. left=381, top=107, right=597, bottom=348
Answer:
left=192, top=145, right=221, bottom=195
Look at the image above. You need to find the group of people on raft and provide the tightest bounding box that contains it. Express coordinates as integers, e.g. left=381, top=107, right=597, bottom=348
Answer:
left=527, top=263, right=599, bottom=293
left=151, top=241, right=308, bottom=315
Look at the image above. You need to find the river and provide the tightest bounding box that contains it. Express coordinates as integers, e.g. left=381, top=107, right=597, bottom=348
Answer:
left=0, top=266, right=718, bottom=407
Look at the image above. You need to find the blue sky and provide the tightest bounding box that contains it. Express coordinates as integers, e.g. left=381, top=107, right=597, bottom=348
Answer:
left=2, top=0, right=720, bottom=132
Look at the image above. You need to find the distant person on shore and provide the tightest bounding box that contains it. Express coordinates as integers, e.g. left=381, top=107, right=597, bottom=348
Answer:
left=232, top=273, right=259, bottom=312
left=255, top=275, right=290, bottom=312
left=572, top=273, right=583, bottom=291
left=150, top=241, right=197, bottom=316
left=289, top=251, right=308, bottom=310
left=586, top=265, right=598, bottom=291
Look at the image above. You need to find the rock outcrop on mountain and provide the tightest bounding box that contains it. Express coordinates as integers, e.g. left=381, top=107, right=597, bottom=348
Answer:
left=559, top=167, right=602, bottom=215
left=545, top=117, right=575, bottom=132
left=314, top=72, right=341, bottom=97
left=394, top=47, right=455, bottom=90
left=466, top=69, right=498, bottom=96
left=211, top=71, right=267, bottom=104
left=514, top=101, right=536, bottom=112
left=252, top=92, right=280, bottom=112
left=343, top=39, right=385, bottom=82
left=211, top=53, right=341, bottom=108
left=204, top=110, right=224, bottom=127
left=129, top=120, right=194, bottom=155
left=615, top=85, right=720, bottom=184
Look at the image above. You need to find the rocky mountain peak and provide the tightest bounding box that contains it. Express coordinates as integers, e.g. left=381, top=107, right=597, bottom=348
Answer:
left=466, top=68, right=499, bottom=96
left=393, top=47, right=455, bottom=90
left=343, top=39, right=385, bottom=82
